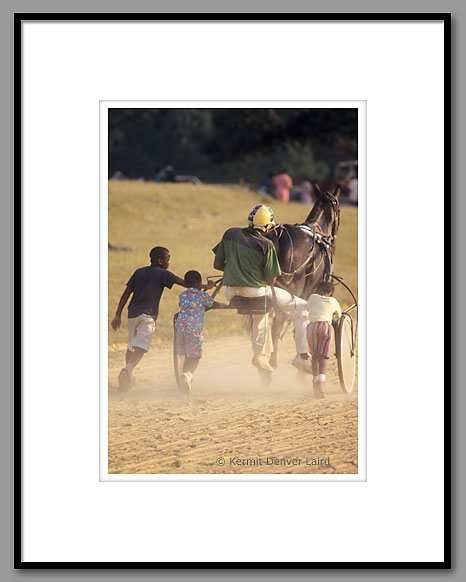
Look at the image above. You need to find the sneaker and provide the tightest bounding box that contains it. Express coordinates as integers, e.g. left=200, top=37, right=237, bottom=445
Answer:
left=251, top=355, right=274, bottom=372
left=180, top=372, right=192, bottom=394
left=118, top=368, right=131, bottom=392
left=291, top=355, right=313, bottom=374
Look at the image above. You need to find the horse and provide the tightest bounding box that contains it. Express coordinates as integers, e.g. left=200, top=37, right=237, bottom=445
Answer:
left=265, top=184, right=341, bottom=368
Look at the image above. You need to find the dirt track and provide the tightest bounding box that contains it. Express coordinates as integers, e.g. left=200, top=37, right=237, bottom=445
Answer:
left=108, top=331, right=358, bottom=475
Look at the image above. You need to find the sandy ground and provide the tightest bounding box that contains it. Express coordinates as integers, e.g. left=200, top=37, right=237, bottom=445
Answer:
left=108, top=330, right=358, bottom=475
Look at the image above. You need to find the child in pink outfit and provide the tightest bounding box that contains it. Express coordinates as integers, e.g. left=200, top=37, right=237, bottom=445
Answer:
left=306, top=280, right=342, bottom=398
left=273, top=170, right=292, bottom=202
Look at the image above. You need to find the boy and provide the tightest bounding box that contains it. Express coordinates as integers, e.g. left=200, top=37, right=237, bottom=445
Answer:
left=111, top=246, right=212, bottom=391
left=306, top=281, right=342, bottom=398
left=175, top=270, right=226, bottom=394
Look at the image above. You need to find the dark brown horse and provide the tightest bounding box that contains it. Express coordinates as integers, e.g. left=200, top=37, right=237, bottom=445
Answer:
left=265, top=184, right=341, bottom=368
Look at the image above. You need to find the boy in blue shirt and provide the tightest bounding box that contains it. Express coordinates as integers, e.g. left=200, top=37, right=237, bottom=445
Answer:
left=175, top=270, right=226, bottom=394
left=111, top=247, right=212, bottom=391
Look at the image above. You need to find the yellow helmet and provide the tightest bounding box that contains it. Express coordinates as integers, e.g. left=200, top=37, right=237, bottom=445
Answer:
left=248, top=205, right=274, bottom=231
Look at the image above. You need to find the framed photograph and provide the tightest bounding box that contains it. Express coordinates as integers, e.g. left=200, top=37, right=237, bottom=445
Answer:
left=17, top=14, right=450, bottom=567
left=102, top=101, right=364, bottom=482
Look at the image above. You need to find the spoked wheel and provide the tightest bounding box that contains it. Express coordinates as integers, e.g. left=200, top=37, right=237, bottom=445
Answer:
left=336, top=312, right=356, bottom=393
left=173, top=313, right=181, bottom=390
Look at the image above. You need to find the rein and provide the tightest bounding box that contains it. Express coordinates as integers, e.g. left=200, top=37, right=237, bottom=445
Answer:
left=278, top=223, right=330, bottom=280
left=279, top=225, right=315, bottom=278
left=305, top=254, right=324, bottom=278
left=269, top=190, right=339, bottom=285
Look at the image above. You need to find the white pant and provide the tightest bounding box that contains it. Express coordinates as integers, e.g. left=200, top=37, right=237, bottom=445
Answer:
left=225, top=286, right=309, bottom=356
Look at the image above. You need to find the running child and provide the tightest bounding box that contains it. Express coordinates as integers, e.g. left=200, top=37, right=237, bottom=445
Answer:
left=175, top=270, right=227, bottom=394
left=111, top=246, right=213, bottom=391
left=306, top=281, right=342, bottom=398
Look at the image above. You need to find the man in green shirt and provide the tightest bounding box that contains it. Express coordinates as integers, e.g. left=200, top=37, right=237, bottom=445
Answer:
left=212, top=205, right=313, bottom=374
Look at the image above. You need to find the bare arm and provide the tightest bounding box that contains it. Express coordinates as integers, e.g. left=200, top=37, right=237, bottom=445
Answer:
left=111, top=287, right=132, bottom=331
left=333, top=300, right=342, bottom=319
left=173, top=276, right=189, bottom=288
left=266, top=277, right=277, bottom=286
left=173, top=276, right=214, bottom=290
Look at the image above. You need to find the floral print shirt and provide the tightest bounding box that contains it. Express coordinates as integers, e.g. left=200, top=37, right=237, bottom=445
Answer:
left=176, top=288, right=214, bottom=333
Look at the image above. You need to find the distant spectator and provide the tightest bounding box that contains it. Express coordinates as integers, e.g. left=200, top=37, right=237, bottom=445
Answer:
left=111, top=170, right=127, bottom=181
left=259, top=176, right=269, bottom=194
left=267, top=173, right=276, bottom=197
left=259, top=172, right=275, bottom=196
left=154, top=168, right=166, bottom=183
left=273, top=169, right=293, bottom=203
left=300, top=178, right=314, bottom=205
left=165, top=165, right=175, bottom=182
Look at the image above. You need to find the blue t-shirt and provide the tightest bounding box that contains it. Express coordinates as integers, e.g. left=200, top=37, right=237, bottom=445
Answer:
left=176, top=288, right=214, bottom=334
left=126, top=265, right=178, bottom=320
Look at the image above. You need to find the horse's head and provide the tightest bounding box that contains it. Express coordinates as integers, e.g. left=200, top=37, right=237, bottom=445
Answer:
left=304, top=184, right=341, bottom=241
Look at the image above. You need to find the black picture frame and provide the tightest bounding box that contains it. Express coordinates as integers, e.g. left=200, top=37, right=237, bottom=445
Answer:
left=14, top=12, right=451, bottom=570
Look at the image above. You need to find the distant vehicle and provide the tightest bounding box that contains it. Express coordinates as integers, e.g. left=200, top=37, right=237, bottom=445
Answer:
left=320, top=160, right=358, bottom=204
left=335, top=160, right=358, bottom=181
left=174, top=175, right=203, bottom=185
left=336, top=161, right=358, bottom=205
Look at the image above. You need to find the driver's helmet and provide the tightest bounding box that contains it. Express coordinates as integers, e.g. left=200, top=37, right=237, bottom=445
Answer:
left=248, top=205, right=275, bottom=231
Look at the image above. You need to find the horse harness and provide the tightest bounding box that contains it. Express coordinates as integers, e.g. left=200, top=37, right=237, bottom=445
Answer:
left=272, top=221, right=335, bottom=285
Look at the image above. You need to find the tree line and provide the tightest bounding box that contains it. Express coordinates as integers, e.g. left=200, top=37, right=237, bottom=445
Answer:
left=108, top=108, right=357, bottom=184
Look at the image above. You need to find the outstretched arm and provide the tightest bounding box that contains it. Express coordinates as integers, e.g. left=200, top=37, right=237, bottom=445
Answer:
left=173, top=276, right=189, bottom=288
left=111, top=287, right=132, bottom=331
left=173, top=276, right=214, bottom=290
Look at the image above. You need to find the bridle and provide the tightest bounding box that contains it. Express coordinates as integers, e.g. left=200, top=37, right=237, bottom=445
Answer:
left=312, top=190, right=340, bottom=240
left=272, top=191, right=340, bottom=283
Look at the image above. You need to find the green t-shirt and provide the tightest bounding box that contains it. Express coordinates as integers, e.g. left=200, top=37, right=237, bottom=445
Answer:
left=212, top=227, right=282, bottom=287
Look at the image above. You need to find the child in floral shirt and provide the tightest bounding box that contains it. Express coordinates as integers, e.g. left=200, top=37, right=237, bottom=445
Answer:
left=175, top=270, right=226, bottom=393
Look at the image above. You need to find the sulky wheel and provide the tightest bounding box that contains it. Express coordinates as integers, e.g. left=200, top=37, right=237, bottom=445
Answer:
left=173, top=313, right=182, bottom=390
left=335, top=312, right=356, bottom=393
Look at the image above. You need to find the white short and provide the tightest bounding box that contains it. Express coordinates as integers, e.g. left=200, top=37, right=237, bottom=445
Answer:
left=127, top=313, right=156, bottom=352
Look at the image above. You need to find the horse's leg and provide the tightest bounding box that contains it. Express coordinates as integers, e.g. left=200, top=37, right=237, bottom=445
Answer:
left=269, top=310, right=288, bottom=369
